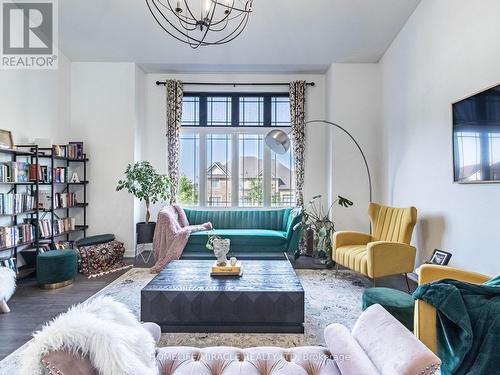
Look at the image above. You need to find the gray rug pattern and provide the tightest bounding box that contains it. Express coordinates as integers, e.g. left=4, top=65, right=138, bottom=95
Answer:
left=0, top=267, right=370, bottom=373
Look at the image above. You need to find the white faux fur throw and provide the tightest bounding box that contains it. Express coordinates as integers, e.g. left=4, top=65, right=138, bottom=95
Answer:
left=0, top=267, right=16, bottom=301
left=21, top=296, right=158, bottom=375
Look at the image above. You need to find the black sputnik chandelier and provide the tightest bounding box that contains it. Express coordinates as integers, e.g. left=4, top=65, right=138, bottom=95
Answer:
left=146, top=0, right=253, bottom=48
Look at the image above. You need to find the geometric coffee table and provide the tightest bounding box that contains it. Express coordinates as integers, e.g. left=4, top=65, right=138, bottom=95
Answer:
left=141, top=259, right=304, bottom=333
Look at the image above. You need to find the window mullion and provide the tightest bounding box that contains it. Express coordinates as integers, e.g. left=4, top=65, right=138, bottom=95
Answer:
left=231, top=132, right=239, bottom=207
left=199, top=132, right=207, bottom=207
left=200, top=95, right=207, bottom=127
left=231, top=94, right=239, bottom=127
left=264, top=94, right=271, bottom=127
left=263, top=139, right=271, bottom=207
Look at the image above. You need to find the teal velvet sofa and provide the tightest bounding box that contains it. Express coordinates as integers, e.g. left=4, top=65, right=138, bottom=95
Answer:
left=182, top=207, right=302, bottom=259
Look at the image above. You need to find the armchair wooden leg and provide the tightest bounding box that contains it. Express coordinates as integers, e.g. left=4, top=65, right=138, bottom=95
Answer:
left=334, top=262, right=339, bottom=278
left=404, top=273, right=411, bottom=293
left=372, top=278, right=376, bottom=287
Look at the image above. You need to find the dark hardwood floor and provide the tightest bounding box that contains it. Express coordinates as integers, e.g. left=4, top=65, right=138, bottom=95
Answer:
left=0, top=260, right=139, bottom=360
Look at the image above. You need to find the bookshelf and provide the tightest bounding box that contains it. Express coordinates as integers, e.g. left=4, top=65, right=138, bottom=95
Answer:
left=0, top=144, right=89, bottom=277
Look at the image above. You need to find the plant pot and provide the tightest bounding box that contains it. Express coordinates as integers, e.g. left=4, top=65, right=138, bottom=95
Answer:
left=136, top=222, right=156, bottom=244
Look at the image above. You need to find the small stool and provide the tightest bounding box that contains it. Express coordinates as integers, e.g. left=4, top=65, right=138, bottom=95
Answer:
left=362, top=287, right=415, bottom=331
left=37, top=249, right=78, bottom=289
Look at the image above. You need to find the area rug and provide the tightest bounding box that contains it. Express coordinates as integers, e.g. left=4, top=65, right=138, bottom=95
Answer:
left=0, top=267, right=370, bottom=373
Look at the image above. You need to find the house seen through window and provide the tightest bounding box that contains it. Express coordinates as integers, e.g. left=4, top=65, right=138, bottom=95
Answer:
left=178, top=93, right=295, bottom=207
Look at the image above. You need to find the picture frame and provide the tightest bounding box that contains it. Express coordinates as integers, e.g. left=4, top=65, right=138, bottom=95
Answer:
left=428, top=249, right=452, bottom=266
left=0, top=129, right=14, bottom=149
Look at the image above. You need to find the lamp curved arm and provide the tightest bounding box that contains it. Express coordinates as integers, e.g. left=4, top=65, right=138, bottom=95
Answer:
left=304, top=119, right=372, bottom=202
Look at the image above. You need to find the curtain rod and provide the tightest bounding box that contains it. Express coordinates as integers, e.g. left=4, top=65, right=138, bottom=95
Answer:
left=155, top=81, right=315, bottom=87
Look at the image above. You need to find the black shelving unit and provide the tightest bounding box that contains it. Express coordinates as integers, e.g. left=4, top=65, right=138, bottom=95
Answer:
left=0, top=145, right=39, bottom=276
left=0, top=144, right=89, bottom=276
left=35, top=147, right=88, bottom=246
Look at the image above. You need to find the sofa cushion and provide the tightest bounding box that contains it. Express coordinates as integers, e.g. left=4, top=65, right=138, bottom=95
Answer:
left=189, top=229, right=287, bottom=247
left=156, top=346, right=341, bottom=375
left=184, top=208, right=292, bottom=231
left=335, top=245, right=368, bottom=275
left=75, top=234, right=115, bottom=247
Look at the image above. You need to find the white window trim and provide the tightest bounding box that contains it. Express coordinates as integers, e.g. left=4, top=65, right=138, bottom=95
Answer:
left=181, top=126, right=292, bottom=209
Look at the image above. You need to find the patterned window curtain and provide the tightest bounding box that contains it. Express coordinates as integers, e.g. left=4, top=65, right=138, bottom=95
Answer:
left=289, top=80, right=307, bottom=206
left=166, top=80, right=183, bottom=204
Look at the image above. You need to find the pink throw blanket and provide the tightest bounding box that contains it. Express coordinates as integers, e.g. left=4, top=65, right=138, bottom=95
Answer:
left=150, top=205, right=211, bottom=273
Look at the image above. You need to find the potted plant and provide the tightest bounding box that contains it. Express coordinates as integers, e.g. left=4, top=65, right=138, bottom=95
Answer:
left=116, top=161, right=171, bottom=244
left=300, top=195, right=353, bottom=267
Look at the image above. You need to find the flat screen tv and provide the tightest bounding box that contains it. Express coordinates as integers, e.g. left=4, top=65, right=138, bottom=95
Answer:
left=453, top=84, right=500, bottom=183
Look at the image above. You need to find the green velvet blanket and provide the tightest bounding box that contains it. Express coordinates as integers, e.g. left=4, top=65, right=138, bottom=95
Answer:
left=413, top=278, right=500, bottom=375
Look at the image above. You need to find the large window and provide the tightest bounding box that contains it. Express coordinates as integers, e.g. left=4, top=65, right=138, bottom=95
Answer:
left=178, top=93, right=295, bottom=207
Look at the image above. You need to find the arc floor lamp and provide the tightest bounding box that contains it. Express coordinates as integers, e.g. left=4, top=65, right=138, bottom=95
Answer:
left=265, top=119, right=372, bottom=202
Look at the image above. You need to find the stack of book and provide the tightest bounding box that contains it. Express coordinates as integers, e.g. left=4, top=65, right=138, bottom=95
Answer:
left=53, top=142, right=84, bottom=159
left=53, top=167, right=67, bottom=183
left=210, top=261, right=243, bottom=276
left=54, top=192, right=76, bottom=209
left=0, top=162, right=29, bottom=182
left=0, top=224, right=35, bottom=248
left=0, top=193, right=35, bottom=215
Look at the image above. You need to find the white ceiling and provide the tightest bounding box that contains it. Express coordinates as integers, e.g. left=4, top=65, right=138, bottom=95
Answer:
left=59, top=0, right=421, bottom=73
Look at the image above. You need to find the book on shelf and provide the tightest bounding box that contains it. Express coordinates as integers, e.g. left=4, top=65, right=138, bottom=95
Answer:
left=0, top=161, right=29, bottom=182
left=54, top=192, right=77, bottom=209
left=68, top=142, right=84, bottom=159
left=37, top=219, right=52, bottom=238
left=0, top=257, right=17, bottom=271
left=0, top=193, right=35, bottom=215
left=28, top=164, right=50, bottom=182
left=37, top=244, right=51, bottom=253
left=53, top=167, right=67, bottom=183
left=38, top=217, right=76, bottom=237
left=53, top=142, right=84, bottom=159
left=0, top=224, right=35, bottom=248
left=55, top=241, right=73, bottom=249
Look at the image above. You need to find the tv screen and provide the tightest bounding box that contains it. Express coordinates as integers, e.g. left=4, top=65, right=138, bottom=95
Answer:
left=453, top=84, right=500, bottom=182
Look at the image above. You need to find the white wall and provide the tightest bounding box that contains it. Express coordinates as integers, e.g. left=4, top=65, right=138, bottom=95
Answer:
left=326, top=64, right=381, bottom=233
left=0, top=52, right=71, bottom=145
left=70, top=62, right=143, bottom=255
left=380, top=0, right=500, bottom=275
left=142, top=73, right=329, bottom=219
left=0, top=53, right=72, bottom=260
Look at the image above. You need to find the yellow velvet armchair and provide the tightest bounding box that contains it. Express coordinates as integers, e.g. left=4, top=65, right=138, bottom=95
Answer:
left=333, top=202, right=417, bottom=289
left=415, top=264, right=490, bottom=354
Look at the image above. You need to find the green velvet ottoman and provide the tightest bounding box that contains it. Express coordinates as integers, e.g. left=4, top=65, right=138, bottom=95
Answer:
left=36, top=249, right=78, bottom=289
left=362, top=287, right=415, bottom=331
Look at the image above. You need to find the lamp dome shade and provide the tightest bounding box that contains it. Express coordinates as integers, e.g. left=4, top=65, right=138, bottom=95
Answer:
left=265, top=129, right=290, bottom=154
